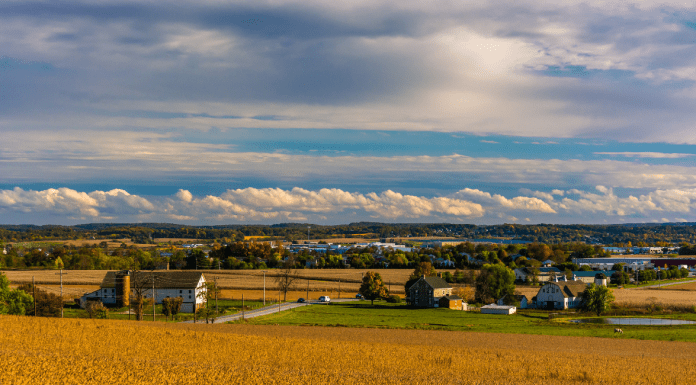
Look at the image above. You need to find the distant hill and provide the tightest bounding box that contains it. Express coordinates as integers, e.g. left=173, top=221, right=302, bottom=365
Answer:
left=1, top=222, right=696, bottom=245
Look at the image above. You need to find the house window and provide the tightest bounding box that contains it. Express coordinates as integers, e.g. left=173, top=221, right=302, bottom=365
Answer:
left=189, top=290, right=192, bottom=293
left=179, top=290, right=182, bottom=294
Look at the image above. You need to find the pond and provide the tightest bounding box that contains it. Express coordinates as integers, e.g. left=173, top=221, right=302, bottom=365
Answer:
left=570, top=318, right=696, bottom=326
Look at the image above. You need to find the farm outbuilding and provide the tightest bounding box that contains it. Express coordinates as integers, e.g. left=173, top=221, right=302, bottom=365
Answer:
left=438, top=295, right=464, bottom=310
left=79, top=271, right=207, bottom=313
left=481, top=304, right=516, bottom=315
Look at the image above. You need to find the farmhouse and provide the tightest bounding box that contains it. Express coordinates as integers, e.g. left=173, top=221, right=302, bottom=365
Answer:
left=534, top=280, right=586, bottom=310
left=406, top=275, right=452, bottom=307
left=79, top=271, right=207, bottom=313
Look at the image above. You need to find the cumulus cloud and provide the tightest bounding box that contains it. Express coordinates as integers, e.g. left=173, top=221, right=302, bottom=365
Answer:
left=3, top=185, right=696, bottom=225
left=454, top=188, right=556, bottom=213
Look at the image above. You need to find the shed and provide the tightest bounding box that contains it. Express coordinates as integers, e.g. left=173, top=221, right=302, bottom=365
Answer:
left=438, top=295, right=464, bottom=310
left=481, top=304, right=516, bottom=315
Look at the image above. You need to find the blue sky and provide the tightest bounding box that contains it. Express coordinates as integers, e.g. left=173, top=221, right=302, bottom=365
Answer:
left=2, top=0, right=696, bottom=225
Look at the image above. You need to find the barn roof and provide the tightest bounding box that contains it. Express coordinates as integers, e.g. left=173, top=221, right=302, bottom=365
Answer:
left=542, top=281, right=587, bottom=298
left=100, top=271, right=205, bottom=289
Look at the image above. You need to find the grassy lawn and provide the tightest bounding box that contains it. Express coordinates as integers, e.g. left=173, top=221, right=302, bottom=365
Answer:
left=235, top=301, right=696, bottom=342
left=62, top=299, right=267, bottom=322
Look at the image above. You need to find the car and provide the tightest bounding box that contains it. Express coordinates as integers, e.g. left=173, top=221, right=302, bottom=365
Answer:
left=355, top=294, right=364, bottom=300
left=318, top=296, right=331, bottom=303
left=297, top=298, right=305, bottom=303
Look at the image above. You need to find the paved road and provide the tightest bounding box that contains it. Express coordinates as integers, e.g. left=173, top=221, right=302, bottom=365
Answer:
left=182, top=298, right=359, bottom=324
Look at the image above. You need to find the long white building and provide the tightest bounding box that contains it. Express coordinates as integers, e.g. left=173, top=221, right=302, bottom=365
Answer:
left=79, top=271, right=207, bottom=313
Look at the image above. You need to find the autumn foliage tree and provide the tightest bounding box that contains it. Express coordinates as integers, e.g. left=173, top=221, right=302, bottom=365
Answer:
left=359, top=271, right=388, bottom=306
left=404, top=262, right=437, bottom=292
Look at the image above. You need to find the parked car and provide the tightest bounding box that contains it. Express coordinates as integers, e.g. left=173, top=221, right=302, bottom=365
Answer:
left=318, top=296, right=331, bottom=303
left=297, top=298, right=305, bottom=303
left=355, top=294, right=364, bottom=300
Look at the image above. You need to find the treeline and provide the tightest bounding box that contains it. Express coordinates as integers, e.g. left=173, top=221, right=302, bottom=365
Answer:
left=0, top=237, right=613, bottom=272
left=2, top=222, right=696, bottom=245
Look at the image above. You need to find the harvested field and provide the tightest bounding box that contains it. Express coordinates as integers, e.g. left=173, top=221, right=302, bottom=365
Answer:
left=219, top=289, right=361, bottom=302
left=1, top=269, right=426, bottom=297
left=517, top=285, right=696, bottom=307
left=660, top=281, right=696, bottom=291
left=2, top=316, right=696, bottom=384
left=2, top=270, right=111, bottom=286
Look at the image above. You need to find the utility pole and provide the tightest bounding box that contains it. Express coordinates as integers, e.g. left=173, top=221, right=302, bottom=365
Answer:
left=32, top=276, right=36, bottom=317
left=263, top=271, right=266, bottom=306
left=55, top=270, right=67, bottom=318
left=278, top=292, right=281, bottom=313
left=307, top=226, right=310, bottom=244
left=338, top=279, right=341, bottom=299
left=242, top=293, right=245, bottom=320
left=214, top=276, right=219, bottom=314
left=152, top=272, right=156, bottom=322
left=306, top=278, right=309, bottom=300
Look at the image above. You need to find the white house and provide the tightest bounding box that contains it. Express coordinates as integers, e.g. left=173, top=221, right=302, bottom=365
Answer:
left=533, top=280, right=586, bottom=310
left=79, top=271, right=207, bottom=313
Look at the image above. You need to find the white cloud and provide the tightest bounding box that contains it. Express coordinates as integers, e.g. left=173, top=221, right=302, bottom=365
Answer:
left=455, top=188, right=556, bottom=213
left=2, top=185, right=696, bottom=225
left=595, top=152, right=696, bottom=158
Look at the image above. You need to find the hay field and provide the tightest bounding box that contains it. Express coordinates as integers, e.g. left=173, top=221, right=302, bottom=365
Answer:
left=662, top=281, right=696, bottom=290
left=2, top=270, right=110, bottom=286
left=516, top=285, right=696, bottom=307
left=2, top=316, right=696, bottom=384
left=1, top=269, right=417, bottom=298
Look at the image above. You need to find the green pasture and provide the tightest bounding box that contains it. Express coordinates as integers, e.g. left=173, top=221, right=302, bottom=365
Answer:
left=237, top=301, right=696, bottom=342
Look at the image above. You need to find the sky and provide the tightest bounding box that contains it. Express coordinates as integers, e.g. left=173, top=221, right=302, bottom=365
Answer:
left=2, top=0, right=696, bottom=226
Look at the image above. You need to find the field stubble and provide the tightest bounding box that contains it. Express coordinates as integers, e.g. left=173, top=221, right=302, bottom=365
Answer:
left=1, top=316, right=695, bottom=384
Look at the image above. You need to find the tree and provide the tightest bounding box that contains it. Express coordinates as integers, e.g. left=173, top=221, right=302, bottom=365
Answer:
left=0, top=272, right=33, bottom=315
left=275, top=256, right=298, bottom=302
left=161, top=297, right=184, bottom=321
left=474, top=264, right=515, bottom=304
left=404, top=262, right=437, bottom=292
left=581, top=283, right=615, bottom=316
left=17, top=283, right=62, bottom=317
left=359, top=271, right=388, bottom=306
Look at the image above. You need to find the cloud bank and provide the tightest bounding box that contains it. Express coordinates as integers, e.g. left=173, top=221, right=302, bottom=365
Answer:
left=2, top=186, right=696, bottom=225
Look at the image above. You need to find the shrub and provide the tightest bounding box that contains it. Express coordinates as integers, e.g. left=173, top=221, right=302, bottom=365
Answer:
left=386, top=295, right=402, bottom=304
left=85, top=301, right=108, bottom=319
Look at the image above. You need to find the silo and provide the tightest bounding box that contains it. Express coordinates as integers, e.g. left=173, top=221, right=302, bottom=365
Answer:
left=594, top=273, right=607, bottom=287
left=115, top=271, right=131, bottom=307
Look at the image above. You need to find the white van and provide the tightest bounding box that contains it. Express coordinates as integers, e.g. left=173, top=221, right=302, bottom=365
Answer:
left=318, top=296, right=331, bottom=303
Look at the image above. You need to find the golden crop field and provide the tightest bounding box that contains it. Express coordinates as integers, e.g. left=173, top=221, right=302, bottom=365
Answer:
left=2, top=316, right=696, bottom=384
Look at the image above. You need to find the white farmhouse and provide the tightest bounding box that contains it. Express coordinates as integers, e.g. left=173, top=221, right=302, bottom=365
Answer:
left=533, top=280, right=586, bottom=310
left=79, top=271, right=207, bottom=313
